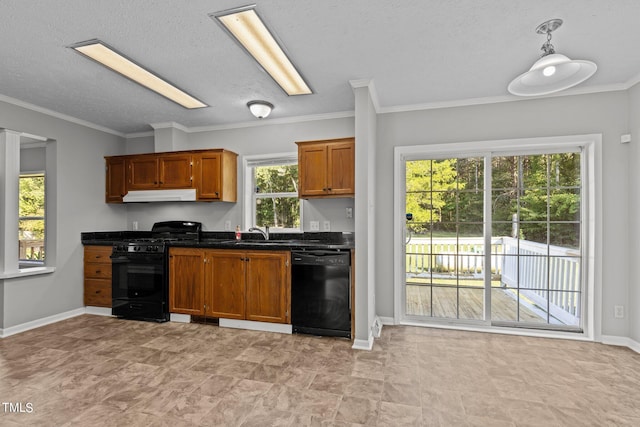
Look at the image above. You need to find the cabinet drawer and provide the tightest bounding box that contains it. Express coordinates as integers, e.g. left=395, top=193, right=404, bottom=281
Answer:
left=84, top=279, right=112, bottom=307
left=84, top=263, right=112, bottom=279
left=85, top=246, right=113, bottom=263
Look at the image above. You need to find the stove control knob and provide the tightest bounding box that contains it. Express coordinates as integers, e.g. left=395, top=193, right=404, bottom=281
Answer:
left=150, top=246, right=158, bottom=252
left=134, top=246, right=140, bottom=252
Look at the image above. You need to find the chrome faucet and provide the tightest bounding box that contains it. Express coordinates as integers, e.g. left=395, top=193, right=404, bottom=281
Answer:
left=248, top=225, right=270, bottom=240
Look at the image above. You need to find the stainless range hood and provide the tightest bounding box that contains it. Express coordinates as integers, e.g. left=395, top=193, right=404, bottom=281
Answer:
left=122, top=189, right=197, bottom=203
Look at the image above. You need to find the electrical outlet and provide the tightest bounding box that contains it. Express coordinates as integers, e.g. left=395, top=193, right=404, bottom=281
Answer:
left=310, top=221, right=320, bottom=231
left=132, top=221, right=138, bottom=231
left=323, top=220, right=331, bottom=231
left=614, top=305, right=624, bottom=319
left=346, top=207, right=353, bottom=218
left=224, top=220, right=231, bottom=231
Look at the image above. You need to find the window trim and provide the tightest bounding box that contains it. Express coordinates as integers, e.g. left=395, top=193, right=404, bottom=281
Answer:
left=242, top=152, right=303, bottom=233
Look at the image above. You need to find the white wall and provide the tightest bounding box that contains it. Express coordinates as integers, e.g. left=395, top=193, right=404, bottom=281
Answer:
left=628, top=82, right=640, bottom=343
left=376, top=91, right=630, bottom=338
left=0, top=99, right=126, bottom=329
left=125, top=117, right=356, bottom=233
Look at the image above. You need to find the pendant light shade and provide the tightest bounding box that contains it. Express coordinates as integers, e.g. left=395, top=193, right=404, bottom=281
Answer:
left=247, top=100, right=273, bottom=119
left=508, top=19, right=597, bottom=97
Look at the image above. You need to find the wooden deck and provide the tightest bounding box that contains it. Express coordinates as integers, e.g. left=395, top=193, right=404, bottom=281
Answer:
left=406, top=284, right=547, bottom=323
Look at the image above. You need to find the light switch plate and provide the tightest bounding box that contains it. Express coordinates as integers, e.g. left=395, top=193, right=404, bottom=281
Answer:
left=224, top=220, right=231, bottom=231
left=310, top=221, right=320, bottom=231
left=323, top=220, right=331, bottom=231
left=346, top=207, right=353, bottom=218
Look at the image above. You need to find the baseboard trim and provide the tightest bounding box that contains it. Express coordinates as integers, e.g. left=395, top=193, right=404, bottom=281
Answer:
left=219, top=318, right=292, bottom=334
left=0, top=308, right=85, bottom=338
left=170, top=313, right=191, bottom=323
left=352, top=333, right=374, bottom=351
left=378, top=316, right=395, bottom=325
left=601, top=335, right=640, bottom=354
left=84, top=306, right=112, bottom=316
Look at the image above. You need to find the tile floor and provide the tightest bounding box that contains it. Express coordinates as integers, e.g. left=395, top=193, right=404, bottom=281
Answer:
left=1, top=315, right=639, bottom=426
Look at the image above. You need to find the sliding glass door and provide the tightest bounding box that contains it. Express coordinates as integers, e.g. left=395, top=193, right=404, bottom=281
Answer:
left=402, top=149, right=583, bottom=331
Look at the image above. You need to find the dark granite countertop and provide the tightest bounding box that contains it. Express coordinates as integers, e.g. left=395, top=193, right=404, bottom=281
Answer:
left=81, top=231, right=354, bottom=251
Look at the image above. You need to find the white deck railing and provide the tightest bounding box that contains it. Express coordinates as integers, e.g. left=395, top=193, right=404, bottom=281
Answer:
left=405, top=236, right=581, bottom=324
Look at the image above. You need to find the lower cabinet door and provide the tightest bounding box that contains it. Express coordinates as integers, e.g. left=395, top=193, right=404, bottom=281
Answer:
left=205, top=250, right=245, bottom=320
left=244, top=251, right=290, bottom=324
left=169, top=248, right=204, bottom=315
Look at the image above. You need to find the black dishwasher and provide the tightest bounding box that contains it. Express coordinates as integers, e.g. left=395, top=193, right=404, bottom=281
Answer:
left=291, top=250, right=351, bottom=338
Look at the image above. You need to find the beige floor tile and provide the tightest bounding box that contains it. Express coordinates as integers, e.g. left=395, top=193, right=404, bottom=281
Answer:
left=2, top=315, right=640, bottom=426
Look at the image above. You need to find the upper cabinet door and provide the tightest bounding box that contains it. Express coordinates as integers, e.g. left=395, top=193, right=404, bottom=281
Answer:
left=195, top=152, right=221, bottom=199
left=105, top=157, right=127, bottom=203
left=298, top=143, right=329, bottom=197
left=158, top=154, right=193, bottom=188
left=327, top=141, right=355, bottom=196
left=127, top=155, right=158, bottom=190
left=195, top=150, right=237, bottom=202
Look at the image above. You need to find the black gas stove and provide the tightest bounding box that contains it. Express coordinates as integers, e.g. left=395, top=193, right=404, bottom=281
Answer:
left=111, top=221, right=201, bottom=322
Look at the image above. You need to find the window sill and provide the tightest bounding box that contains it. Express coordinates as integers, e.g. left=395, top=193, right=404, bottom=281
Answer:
left=0, top=267, right=56, bottom=279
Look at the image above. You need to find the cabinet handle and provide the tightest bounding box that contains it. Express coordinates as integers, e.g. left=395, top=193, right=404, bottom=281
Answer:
left=327, top=187, right=332, bottom=191
left=95, top=270, right=101, bottom=274
left=96, top=290, right=101, bottom=294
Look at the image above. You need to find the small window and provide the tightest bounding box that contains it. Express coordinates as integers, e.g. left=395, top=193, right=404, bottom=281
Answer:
left=247, top=155, right=301, bottom=232
left=19, top=173, right=45, bottom=267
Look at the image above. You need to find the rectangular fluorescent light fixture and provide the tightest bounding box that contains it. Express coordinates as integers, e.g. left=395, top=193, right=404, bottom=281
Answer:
left=69, top=39, right=207, bottom=109
left=212, top=6, right=312, bottom=96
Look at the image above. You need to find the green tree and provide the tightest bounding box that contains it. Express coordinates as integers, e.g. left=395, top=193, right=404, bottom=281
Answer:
left=406, top=159, right=459, bottom=234
left=19, top=175, right=45, bottom=239
left=254, top=165, right=300, bottom=228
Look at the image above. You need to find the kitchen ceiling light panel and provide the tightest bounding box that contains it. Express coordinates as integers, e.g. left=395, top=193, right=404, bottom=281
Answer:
left=212, top=6, right=312, bottom=96
left=69, top=39, right=208, bottom=109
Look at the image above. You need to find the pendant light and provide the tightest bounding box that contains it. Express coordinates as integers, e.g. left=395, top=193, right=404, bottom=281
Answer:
left=508, top=19, right=597, bottom=97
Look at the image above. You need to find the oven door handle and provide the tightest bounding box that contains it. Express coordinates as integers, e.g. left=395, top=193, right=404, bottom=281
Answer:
left=110, top=256, right=131, bottom=264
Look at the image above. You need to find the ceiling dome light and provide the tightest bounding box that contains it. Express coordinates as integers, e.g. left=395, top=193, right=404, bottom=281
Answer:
left=508, top=19, right=597, bottom=97
left=247, top=100, right=273, bottom=119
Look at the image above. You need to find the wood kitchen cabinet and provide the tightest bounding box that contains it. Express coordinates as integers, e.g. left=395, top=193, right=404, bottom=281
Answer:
left=204, top=250, right=246, bottom=320
left=105, top=156, right=127, bottom=203
left=194, top=150, right=237, bottom=202
left=105, top=149, right=237, bottom=203
left=244, top=251, right=290, bottom=323
left=84, top=245, right=112, bottom=307
left=127, top=153, right=193, bottom=190
left=204, top=249, right=290, bottom=324
left=168, top=247, right=205, bottom=315
left=170, top=248, right=291, bottom=324
left=296, top=137, right=355, bottom=198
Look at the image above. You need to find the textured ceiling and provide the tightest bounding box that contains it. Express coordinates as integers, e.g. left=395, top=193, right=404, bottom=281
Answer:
left=2, top=0, right=640, bottom=135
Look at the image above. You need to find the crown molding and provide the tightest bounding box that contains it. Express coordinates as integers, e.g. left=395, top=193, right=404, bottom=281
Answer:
left=0, top=93, right=124, bottom=137
left=186, top=110, right=355, bottom=134
left=149, top=121, right=190, bottom=132
left=379, top=82, right=631, bottom=115
left=625, top=71, right=640, bottom=89
left=350, top=79, right=380, bottom=112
